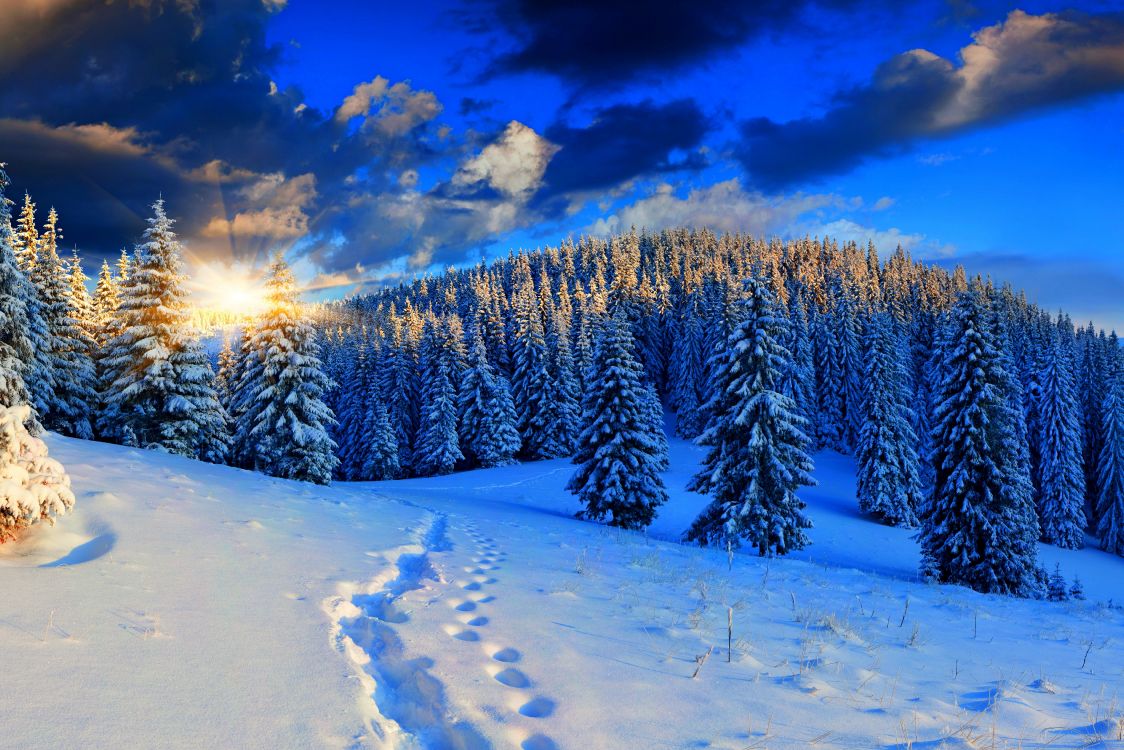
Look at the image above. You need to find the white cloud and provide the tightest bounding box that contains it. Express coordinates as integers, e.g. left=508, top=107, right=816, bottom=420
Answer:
left=452, top=121, right=559, bottom=199
left=587, top=180, right=842, bottom=237
left=872, top=196, right=895, bottom=211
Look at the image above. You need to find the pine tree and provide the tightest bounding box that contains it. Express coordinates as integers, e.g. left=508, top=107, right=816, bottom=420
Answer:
left=214, top=336, right=237, bottom=415
left=1069, top=576, right=1085, bottom=601
left=1096, top=373, right=1124, bottom=554
left=1046, top=564, right=1069, bottom=601
left=510, top=268, right=554, bottom=459
left=672, top=303, right=707, bottom=438
left=0, top=167, right=41, bottom=433
left=12, top=193, right=39, bottom=271
left=856, top=314, right=922, bottom=527
left=239, top=255, right=336, bottom=482
left=921, top=288, right=1039, bottom=596
left=30, top=209, right=96, bottom=439
left=415, top=315, right=464, bottom=476
left=359, top=343, right=400, bottom=481
left=686, top=277, right=815, bottom=555
left=1037, top=329, right=1087, bottom=548
left=568, top=307, right=668, bottom=529
left=813, top=306, right=846, bottom=451
left=100, top=200, right=229, bottom=460
left=92, top=259, right=120, bottom=345
left=458, top=328, right=520, bottom=468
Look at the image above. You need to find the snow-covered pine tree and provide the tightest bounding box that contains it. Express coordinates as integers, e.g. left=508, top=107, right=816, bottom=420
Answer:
left=458, top=327, right=520, bottom=469
left=415, top=315, right=464, bottom=476
left=539, top=279, right=581, bottom=456
left=359, top=342, right=400, bottom=481
left=778, top=289, right=816, bottom=431
left=1037, top=327, right=1087, bottom=548
left=856, top=313, right=922, bottom=527
left=214, top=336, right=237, bottom=416
left=67, top=250, right=96, bottom=346
left=334, top=340, right=371, bottom=480
left=642, top=380, right=671, bottom=472
left=1078, top=323, right=1107, bottom=516
left=921, top=287, right=1039, bottom=595
left=1096, top=371, right=1124, bottom=555
left=685, top=277, right=815, bottom=555
left=100, top=200, right=229, bottom=460
left=30, top=208, right=96, bottom=438
left=229, top=322, right=264, bottom=468
left=92, top=259, right=119, bottom=342
left=8, top=196, right=55, bottom=424
left=1046, top=564, right=1069, bottom=601
left=567, top=306, right=668, bottom=530
left=0, top=404, right=75, bottom=542
left=0, top=167, right=41, bottom=433
left=510, top=265, right=554, bottom=459
left=833, top=278, right=865, bottom=452
left=12, top=193, right=39, bottom=271
left=671, top=300, right=708, bottom=439
left=240, top=255, right=336, bottom=483
left=812, top=304, right=846, bottom=451
left=384, top=304, right=422, bottom=475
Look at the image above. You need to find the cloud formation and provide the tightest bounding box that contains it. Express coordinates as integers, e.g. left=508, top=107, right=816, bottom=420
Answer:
left=737, top=10, right=1124, bottom=187
left=587, top=180, right=842, bottom=237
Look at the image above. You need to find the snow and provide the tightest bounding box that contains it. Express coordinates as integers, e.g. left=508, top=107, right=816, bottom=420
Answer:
left=2, top=427, right=1123, bottom=749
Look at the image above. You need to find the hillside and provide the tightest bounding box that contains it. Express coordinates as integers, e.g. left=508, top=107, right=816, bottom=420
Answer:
left=2, top=431, right=1122, bottom=749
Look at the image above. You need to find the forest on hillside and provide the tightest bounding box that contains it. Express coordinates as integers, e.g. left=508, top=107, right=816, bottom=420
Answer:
left=2, top=163, right=1123, bottom=600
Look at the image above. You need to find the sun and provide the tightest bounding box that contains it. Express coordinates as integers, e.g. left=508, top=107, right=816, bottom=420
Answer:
left=189, top=261, right=268, bottom=321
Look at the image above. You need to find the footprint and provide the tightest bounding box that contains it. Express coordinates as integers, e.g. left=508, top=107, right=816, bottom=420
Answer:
left=463, top=582, right=482, bottom=591
left=493, top=647, right=521, bottom=663
left=522, top=735, right=559, bottom=750
left=494, top=668, right=531, bottom=688
left=476, top=596, right=496, bottom=604
left=519, top=697, right=556, bottom=719
left=452, top=629, right=480, bottom=642
left=455, top=601, right=477, bottom=612
left=466, top=616, right=489, bottom=627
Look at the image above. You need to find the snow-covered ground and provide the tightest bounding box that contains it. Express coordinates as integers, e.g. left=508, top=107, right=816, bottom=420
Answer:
left=2, top=429, right=1123, bottom=749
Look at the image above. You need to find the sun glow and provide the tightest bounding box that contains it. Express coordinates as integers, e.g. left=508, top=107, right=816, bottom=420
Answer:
left=188, top=261, right=268, bottom=328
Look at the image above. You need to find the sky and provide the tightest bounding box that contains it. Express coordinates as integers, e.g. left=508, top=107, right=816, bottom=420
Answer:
left=0, top=0, right=1122, bottom=328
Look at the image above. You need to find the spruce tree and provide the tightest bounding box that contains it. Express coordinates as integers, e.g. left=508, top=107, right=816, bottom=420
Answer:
left=1096, top=373, right=1124, bottom=554
left=214, top=336, right=237, bottom=416
left=458, top=328, right=520, bottom=468
left=30, top=209, right=96, bottom=439
left=1037, top=329, right=1087, bottom=548
left=510, top=268, right=554, bottom=459
left=415, top=315, right=464, bottom=476
left=856, top=314, right=922, bottom=527
left=920, top=288, right=1039, bottom=595
left=240, top=255, right=337, bottom=483
left=359, top=344, right=400, bottom=481
left=686, top=277, right=815, bottom=555
left=101, top=200, right=229, bottom=460
left=671, top=304, right=707, bottom=438
left=568, top=307, right=668, bottom=530
left=0, top=166, right=40, bottom=433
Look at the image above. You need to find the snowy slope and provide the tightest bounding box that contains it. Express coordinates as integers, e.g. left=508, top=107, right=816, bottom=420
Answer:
left=2, top=431, right=1123, bottom=749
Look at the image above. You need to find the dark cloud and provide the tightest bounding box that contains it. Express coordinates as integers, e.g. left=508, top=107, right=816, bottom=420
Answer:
left=737, top=9, right=1124, bottom=189
left=537, top=99, right=710, bottom=200
left=459, top=97, right=497, bottom=116
left=0, top=0, right=455, bottom=271
left=469, top=0, right=877, bottom=87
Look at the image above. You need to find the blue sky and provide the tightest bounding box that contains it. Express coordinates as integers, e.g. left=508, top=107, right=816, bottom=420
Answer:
left=1, top=0, right=1122, bottom=328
